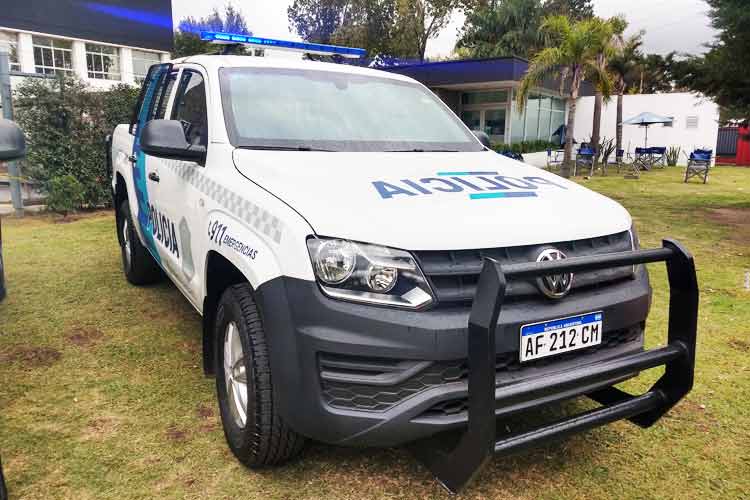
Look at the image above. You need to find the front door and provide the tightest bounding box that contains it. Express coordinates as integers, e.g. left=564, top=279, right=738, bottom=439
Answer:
left=154, top=67, right=210, bottom=302
left=460, top=108, right=507, bottom=144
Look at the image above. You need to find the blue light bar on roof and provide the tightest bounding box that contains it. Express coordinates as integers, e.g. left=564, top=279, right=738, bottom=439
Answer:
left=200, top=31, right=367, bottom=59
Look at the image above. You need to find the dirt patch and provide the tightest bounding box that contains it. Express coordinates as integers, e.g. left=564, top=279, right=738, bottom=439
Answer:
left=0, top=346, right=61, bottom=367
left=195, top=404, right=214, bottom=420
left=53, top=215, right=83, bottom=224
left=728, top=338, right=750, bottom=352
left=66, top=326, right=105, bottom=348
left=166, top=425, right=188, bottom=442
left=82, top=416, right=119, bottom=440
left=705, top=208, right=750, bottom=245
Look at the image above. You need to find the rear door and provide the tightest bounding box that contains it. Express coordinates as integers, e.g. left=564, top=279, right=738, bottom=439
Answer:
left=128, top=62, right=174, bottom=265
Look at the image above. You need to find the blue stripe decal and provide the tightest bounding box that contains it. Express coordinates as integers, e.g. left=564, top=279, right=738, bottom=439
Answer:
left=437, top=171, right=498, bottom=176
left=469, top=192, right=537, bottom=200
left=522, top=312, right=603, bottom=336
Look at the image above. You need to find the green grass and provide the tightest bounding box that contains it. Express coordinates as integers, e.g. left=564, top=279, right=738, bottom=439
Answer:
left=1, top=167, right=749, bottom=499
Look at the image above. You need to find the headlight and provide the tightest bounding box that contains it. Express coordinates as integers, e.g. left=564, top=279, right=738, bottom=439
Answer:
left=307, top=237, right=435, bottom=309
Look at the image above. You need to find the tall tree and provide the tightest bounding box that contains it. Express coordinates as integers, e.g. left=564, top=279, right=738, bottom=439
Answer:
left=394, top=0, right=460, bottom=62
left=669, top=0, right=750, bottom=118
left=288, top=0, right=353, bottom=45
left=635, top=53, right=674, bottom=93
left=541, top=0, right=594, bottom=20
left=174, top=5, right=252, bottom=58
left=457, top=0, right=543, bottom=59
left=589, top=16, right=626, bottom=171
left=516, top=15, right=615, bottom=178
left=608, top=33, right=643, bottom=161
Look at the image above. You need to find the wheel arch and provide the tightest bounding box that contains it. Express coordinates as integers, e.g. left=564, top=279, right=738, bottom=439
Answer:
left=201, top=250, right=255, bottom=376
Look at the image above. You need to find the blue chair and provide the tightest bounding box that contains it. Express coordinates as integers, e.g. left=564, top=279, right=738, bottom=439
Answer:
left=648, top=147, right=667, bottom=168
left=685, top=149, right=713, bottom=183
left=575, top=147, right=595, bottom=176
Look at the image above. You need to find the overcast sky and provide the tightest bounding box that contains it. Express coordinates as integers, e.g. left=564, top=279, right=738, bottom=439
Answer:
left=171, top=0, right=717, bottom=58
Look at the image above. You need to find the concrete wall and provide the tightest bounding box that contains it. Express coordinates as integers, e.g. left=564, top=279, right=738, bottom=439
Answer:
left=573, top=93, right=720, bottom=160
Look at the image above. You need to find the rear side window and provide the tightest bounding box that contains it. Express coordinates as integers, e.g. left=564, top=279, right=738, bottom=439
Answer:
left=171, top=70, right=208, bottom=147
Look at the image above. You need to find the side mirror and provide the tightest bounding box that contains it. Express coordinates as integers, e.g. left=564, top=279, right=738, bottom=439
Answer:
left=473, top=130, right=492, bottom=149
left=0, top=119, right=26, bottom=161
left=141, top=119, right=205, bottom=162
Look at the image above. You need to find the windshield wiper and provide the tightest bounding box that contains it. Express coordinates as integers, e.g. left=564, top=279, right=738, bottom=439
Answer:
left=385, top=148, right=460, bottom=153
left=239, top=145, right=336, bottom=152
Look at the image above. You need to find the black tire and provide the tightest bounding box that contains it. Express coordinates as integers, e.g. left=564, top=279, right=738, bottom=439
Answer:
left=215, top=283, right=305, bottom=467
left=117, top=200, right=162, bottom=285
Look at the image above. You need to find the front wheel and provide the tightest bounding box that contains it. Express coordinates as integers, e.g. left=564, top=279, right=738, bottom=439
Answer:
left=215, top=284, right=305, bottom=467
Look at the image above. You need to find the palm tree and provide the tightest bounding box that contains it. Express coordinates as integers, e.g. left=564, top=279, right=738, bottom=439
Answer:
left=590, top=17, right=626, bottom=172
left=608, top=33, right=644, bottom=161
left=516, top=15, right=616, bottom=178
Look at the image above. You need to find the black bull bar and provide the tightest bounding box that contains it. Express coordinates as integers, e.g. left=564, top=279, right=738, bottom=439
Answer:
left=410, top=239, right=699, bottom=493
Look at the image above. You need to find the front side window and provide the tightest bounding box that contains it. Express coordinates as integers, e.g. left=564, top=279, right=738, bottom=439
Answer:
left=33, top=36, right=73, bottom=76
left=0, top=31, right=20, bottom=72
left=86, top=43, right=120, bottom=80
left=132, top=50, right=161, bottom=84
left=172, top=71, right=208, bottom=147
left=220, top=68, right=483, bottom=152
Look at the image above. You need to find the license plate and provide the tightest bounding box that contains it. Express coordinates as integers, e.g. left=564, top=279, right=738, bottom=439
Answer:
left=519, top=312, right=603, bottom=362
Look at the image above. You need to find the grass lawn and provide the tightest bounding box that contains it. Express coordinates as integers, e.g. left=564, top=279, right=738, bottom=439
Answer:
left=1, top=167, right=749, bottom=499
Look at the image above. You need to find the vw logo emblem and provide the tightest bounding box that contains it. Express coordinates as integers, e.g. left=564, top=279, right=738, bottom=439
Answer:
left=536, top=248, right=573, bottom=299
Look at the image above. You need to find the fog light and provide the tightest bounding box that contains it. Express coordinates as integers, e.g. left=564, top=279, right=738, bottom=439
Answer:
left=367, top=265, right=398, bottom=293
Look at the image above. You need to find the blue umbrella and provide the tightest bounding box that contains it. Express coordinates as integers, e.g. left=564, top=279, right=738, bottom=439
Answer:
left=621, top=112, right=674, bottom=148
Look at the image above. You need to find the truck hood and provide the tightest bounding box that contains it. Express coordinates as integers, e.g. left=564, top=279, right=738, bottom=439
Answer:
left=232, top=150, right=631, bottom=251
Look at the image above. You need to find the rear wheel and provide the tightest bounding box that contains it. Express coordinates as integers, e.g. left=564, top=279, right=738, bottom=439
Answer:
left=118, top=200, right=162, bottom=285
left=215, top=283, right=305, bottom=467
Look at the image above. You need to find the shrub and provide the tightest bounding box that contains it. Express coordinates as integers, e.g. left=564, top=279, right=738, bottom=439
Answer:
left=14, top=75, right=139, bottom=209
left=493, top=140, right=557, bottom=155
left=46, top=174, right=85, bottom=216
left=666, top=146, right=681, bottom=166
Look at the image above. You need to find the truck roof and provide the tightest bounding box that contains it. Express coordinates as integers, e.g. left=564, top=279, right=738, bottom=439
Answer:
left=173, top=54, right=416, bottom=84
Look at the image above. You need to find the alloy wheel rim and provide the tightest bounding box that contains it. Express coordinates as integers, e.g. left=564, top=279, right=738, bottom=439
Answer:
left=122, top=219, right=132, bottom=266
left=224, top=321, right=248, bottom=428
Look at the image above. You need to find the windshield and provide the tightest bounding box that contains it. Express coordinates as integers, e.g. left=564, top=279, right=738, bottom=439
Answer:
left=219, top=67, right=484, bottom=152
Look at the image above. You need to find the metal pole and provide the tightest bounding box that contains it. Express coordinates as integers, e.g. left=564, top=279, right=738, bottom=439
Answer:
left=0, top=41, right=24, bottom=217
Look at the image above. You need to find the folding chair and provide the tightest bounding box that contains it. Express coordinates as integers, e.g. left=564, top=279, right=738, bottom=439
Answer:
left=649, top=147, right=667, bottom=168
left=546, top=148, right=564, bottom=171
left=633, top=147, right=652, bottom=171
left=684, top=149, right=713, bottom=183
left=575, top=146, right=595, bottom=176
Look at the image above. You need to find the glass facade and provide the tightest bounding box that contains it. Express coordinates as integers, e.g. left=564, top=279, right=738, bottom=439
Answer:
left=458, top=88, right=566, bottom=145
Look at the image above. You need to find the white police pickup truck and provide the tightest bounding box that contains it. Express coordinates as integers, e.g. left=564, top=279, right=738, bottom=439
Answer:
left=109, top=33, right=699, bottom=492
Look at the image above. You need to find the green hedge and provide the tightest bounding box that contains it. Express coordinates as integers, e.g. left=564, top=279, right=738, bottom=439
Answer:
left=493, top=140, right=559, bottom=155
left=14, top=75, right=139, bottom=210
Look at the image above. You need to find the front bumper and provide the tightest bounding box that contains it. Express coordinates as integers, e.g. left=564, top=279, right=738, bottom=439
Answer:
left=255, top=254, right=653, bottom=448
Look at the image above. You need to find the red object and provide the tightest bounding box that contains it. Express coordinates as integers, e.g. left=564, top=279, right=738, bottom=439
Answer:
left=737, top=126, right=750, bottom=166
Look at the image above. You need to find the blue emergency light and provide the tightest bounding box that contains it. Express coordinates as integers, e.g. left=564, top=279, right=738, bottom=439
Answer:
left=200, top=31, right=367, bottom=59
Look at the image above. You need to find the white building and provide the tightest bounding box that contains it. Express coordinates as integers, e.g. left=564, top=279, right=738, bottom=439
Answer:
left=573, top=93, right=720, bottom=160
left=1, top=28, right=170, bottom=89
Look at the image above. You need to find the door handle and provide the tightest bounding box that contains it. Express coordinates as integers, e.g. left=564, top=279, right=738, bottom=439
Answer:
left=148, top=172, right=160, bottom=182
left=128, top=155, right=137, bottom=164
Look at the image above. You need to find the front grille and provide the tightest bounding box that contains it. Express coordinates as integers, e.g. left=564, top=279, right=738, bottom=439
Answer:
left=320, top=325, right=642, bottom=413
left=414, top=231, right=634, bottom=308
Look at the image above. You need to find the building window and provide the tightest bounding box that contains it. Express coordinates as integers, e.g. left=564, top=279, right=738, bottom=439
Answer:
left=86, top=43, right=120, bottom=80
left=132, top=50, right=161, bottom=84
left=33, top=36, right=73, bottom=76
left=461, top=90, right=509, bottom=106
left=0, top=31, right=20, bottom=72
left=509, top=90, right=566, bottom=144
left=686, top=116, right=699, bottom=129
